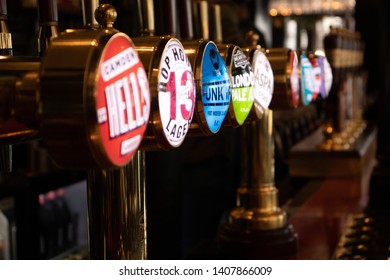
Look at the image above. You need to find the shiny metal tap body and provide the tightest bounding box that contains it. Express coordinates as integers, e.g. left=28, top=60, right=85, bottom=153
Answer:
left=88, top=150, right=147, bottom=259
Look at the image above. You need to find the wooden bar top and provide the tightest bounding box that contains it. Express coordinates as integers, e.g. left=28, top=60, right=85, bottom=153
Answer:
left=285, top=158, right=376, bottom=259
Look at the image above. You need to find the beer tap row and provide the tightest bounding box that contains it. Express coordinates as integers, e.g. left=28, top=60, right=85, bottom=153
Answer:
left=0, top=0, right=363, bottom=261
left=0, top=2, right=337, bottom=171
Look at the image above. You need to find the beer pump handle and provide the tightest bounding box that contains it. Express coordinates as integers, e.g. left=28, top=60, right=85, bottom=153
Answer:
left=0, top=0, right=5, bottom=16
left=0, top=0, right=12, bottom=56
left=163, top=0, right=177, bottom=36
left=81, top=0, right=99, bottom=29
left=137, top=0, right=155, bottom=36
left=210, top=3, right=222, bottom=44
left=196, top=0, right=209, bottom=40
left=37, top=0, right=59, bottom=56
left=37, top=0, right=58, bottom=24
left=177, top=0, right=193, bottom=40
left=197, top=1, right=222, bottom=43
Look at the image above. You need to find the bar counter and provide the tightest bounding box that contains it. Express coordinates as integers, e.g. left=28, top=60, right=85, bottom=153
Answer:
left=285, top=146, right=377, bottom=259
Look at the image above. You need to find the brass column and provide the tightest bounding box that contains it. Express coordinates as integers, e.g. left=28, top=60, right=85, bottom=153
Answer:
left=218, top=109, right=297, bottom=259
left=87, top=151, right=147, bottom=259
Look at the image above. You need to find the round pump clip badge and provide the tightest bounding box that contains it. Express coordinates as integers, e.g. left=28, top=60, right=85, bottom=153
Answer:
left=315, top=50, right=333, bottom=99
left=289, top=50, right=300, bottom=108
left=158, top=39, right=196, bottom=148
left=300, top=53, right=315, bottom=105
left=251, top=50, right=274, bottom=119
left=231, top=47, right=255, bottom=125
left=201, top=41, right=231, bottom=133
left=96, top=33, right=150, bottom=167
left=310, top=54, right=322, bottom=101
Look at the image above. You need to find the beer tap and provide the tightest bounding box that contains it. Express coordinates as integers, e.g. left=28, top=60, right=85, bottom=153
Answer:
left=87, top=0, right=198, bottom=259
left=216, top=9, right=297, bottom=259
left=218, top=51, right=297, bottom=259
left=267, top=48, right=300, bottom=111
left=1, top=0, right=147, bottom=170
left=67, top=0, right=151, bottom=260
left=39, top=3, right=149, bottom=169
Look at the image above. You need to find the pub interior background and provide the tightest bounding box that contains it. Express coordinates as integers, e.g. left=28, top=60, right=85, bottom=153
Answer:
left=0, top=0, right=389, bottom=260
